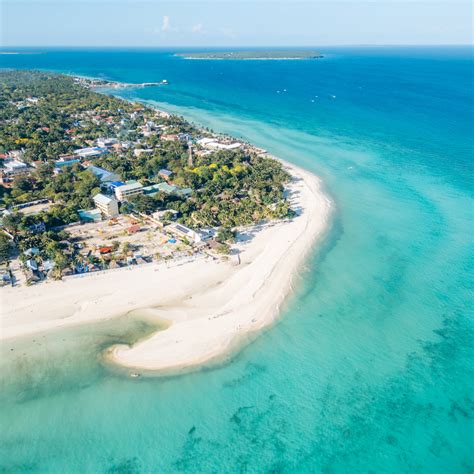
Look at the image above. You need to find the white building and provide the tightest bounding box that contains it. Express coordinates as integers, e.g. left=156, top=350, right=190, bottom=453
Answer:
left=93, top=193, right=119, bottom=218
left=196, top=137, right=242, bottom=150
left=134, top=148, right=154, bottom=157
left=150, top=209, right=178, bottom=225
left=3, top=160, right=29, bottom=176
left=196, top=137, right=216, bottom=147
left=8, top=150, right=24, bottom=160
left=208, top=142, right=242, bottom=150
left=198, top=227, right=216, bottom=241
left=96, top=137, right=119, bottom=148
left=114, top=182, right=144, bottom=201
left=166, top=223, right=202, bottom=243
left=74, top=147, right=107, bottom=158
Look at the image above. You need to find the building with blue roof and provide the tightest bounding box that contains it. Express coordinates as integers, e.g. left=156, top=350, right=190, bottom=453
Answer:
left=109, top=181, right=125, bottom=188
left=54, top=159, right=80, bottom=168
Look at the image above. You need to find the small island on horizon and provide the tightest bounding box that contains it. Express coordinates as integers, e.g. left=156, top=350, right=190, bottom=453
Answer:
left=176, top=50, right=323, bottom=60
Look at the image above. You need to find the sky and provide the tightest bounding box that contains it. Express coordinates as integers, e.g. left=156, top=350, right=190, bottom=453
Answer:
left=1, top=0, right=472, bottom=47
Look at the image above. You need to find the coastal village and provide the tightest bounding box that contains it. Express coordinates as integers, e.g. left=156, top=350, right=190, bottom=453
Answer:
left=0, top=71, right=293, bottom=287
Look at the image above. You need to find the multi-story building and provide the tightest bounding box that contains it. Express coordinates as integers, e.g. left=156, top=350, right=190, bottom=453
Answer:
left=114, top=181, right=144, bottom=201
left=93, top=193, right=119, bottom=218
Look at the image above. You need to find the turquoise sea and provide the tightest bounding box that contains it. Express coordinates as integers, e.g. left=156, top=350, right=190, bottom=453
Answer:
left=1, top=47, right=473, bottom=473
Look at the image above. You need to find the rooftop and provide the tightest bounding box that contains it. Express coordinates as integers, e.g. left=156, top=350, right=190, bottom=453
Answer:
left=93, top=193, right=117, bottom=205
left=87, top=165, right=118, bottom=181
left=115, top=181, right=143, bottom=192
left=74, top=146, right=107, bottom=155
left=155, top=182, right=177, bottom=194
left=54, top=159, right=80, bottom=167
left=177, top=187, right=193, bottom=197
left=109, top=181, right=126, bottom=188
left=142, top=183, right=163, bottom=195
left=78, top=208, right=102, bottom=222
left=4, top=160, right=27, bottom=170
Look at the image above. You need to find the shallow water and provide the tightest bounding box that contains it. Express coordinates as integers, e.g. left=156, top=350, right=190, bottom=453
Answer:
left=0, top=46, right=473, bottom=472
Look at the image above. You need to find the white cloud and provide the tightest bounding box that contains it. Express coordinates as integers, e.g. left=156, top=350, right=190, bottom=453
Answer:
left=191, top=23, right=204, bottom=34
left=161, top=15, right=178, bottom=33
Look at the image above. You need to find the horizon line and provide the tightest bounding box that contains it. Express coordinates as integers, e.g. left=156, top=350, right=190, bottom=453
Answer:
left=1, top=44, right=474, bottom=49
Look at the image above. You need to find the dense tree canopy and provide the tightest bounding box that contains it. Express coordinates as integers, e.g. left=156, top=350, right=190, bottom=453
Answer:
left=0, top=70, right=295, bottom=270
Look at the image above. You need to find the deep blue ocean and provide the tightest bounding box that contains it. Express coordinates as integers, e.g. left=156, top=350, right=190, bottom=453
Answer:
left=1, top=47, right=473, bottom=473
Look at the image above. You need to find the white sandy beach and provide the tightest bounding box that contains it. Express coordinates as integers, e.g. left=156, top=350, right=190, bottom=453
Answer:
left=0, top=161, right=331, bottom=373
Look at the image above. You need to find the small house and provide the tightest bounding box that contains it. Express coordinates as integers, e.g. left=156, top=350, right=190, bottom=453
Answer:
left=166, top=223, right=202, bottom=243
left=158, top=169, right=173, bottom=181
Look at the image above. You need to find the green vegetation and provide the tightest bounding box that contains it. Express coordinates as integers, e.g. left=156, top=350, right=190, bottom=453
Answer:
left=0, top=70, right=136, bottom=162
left=216, top=243, right=231, bottom=255
left=0, top=233, right=12, bottom=263
left=216, top=227, right=236, bottom=243
left=0, top=70, right=295, bottom=279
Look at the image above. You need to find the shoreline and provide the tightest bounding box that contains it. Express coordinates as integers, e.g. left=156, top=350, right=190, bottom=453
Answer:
left=1, top=78, right=333, bottom=374
left=108, top=161, right=331, bottom=373
left=1, top=161, right=332, bottom=373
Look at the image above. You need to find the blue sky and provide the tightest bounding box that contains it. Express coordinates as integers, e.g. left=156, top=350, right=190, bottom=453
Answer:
left=1, top=0, right=472, bottom=47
